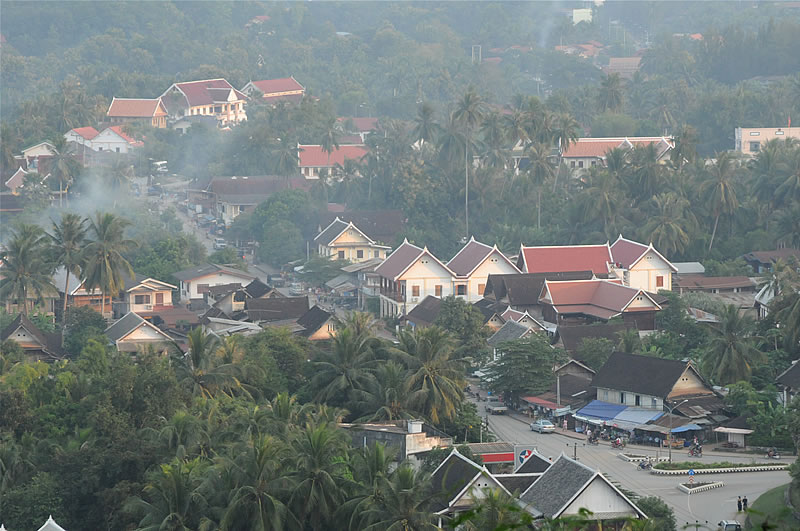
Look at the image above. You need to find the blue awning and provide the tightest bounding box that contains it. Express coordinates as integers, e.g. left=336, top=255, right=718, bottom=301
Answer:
left=614, top=408, right=663, bottom=425
left=671, top=423, right=703, bottom=433
left=576, top=400, right=628, bottom=421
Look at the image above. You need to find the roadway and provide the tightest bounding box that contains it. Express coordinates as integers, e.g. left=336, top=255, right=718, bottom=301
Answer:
left=476, top=400, right=791, bottom=528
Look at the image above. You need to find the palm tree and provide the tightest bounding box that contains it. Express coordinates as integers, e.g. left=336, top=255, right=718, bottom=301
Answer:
left=393, top=326, right=467, bottom=424
left=550, top=113, right=579, bottom=193
left=106, top=157, right=134, bottom=193
left=412, top=102, right=439, bottom=146
left=777, top=202, right=800, bottom=249
left=49, top=213, right=87, bottom=323
left=462, top=487, right=524, bottom=530
left=218, top=435, right=294, bottom=531
left=702, top=305, right=764, bottom=385
left=523, top=143, right=555, bottom=229
left=479, top=112, right=509, bottom=172
left=630, top=143, right=664, bottom=201
left=701, top=152, right=739, bottom=252
left=453, top=88, right=486, bottom=237
left=598, top=73, right=624, bottom=112
left=83, top=212, right=136, bottom=317
left=272, top=136, right=300, bottom=189
left=641, top=193, right=692, bottom=257
left=215, top=334, right=243, bottom=364
left=172, top=327, right=242, bottom=399
left=310, top=326, right=377, bottom=408
left=338, top=442, right=396, bottom=530
left=579, top=169, right=620, bottom=239
left=319, top=118, right=341, bottom=169
left=359, top=465, right=436, bottom=531
left=360, top=360, right=413, bottom=422
left=289, top=422, right=351, bottom=531
left=49, top=136, right=79, bottom=207
left=0, top=225, right=56, bottom=315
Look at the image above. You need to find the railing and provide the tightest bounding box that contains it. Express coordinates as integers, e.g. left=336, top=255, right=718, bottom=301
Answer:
left=379, top=287, right=405, bottom=302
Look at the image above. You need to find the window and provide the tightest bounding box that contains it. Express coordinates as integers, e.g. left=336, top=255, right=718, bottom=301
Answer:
left=197, top=284, right=210, bottom=294
left=635, top=395, right=641, bottom=406
left=456, top=285, right=466, bottom=296
left=750, top=141, right=761, bottom=152
left=651, top=398, right=657, bottom=407
left=435, top=285, right=442, bottom=297
left=374, top=250, right=381, bottom=258
left=775, top=130, right=785, bottom=135
left=620, top=392, right=625, bottom=404
left=115, top=147, right=120, bottom=153
left=357, top=250, right=364, bottom=259
left=570, top=161, right=576, bottom=168
left=656, top=276, right=664, bottom=288
left=156, top=293, right=164, bottom=305
left=578, top=160, right=584, bottom=168
left=478, top=283, right=485, bottom=295
left=134, top=294, right=151, bottom=305
left=602, top=390, right=608, bottom=400
left=97, top=147, right=103, bottom=151
left=412, top=285, right=420, bottom=297
left=591, top=160, right=597, bottom=166
left=338, top=250, right=345, bottom=259
left=749, top=131, right=761, bottom=136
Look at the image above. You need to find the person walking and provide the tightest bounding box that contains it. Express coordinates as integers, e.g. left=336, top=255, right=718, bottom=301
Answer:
left=742, top=495, right=748, bottom=511
left=737, top=496, right=742, bottom=512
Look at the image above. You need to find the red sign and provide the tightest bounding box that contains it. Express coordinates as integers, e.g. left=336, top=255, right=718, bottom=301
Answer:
left=479, top=452, right=515, bottom=463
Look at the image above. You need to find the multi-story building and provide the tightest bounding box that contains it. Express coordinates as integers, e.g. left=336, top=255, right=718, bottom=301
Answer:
left=159, top=79, right=247, bottom=126
left=106, top=98, right=168, bottom=128
left=735, top=127, right=800, bottom=156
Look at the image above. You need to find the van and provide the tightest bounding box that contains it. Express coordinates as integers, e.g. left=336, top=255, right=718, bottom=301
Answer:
left=213, top=238, right=227, bottom=250
left=289, top=282, right=303, bottom=296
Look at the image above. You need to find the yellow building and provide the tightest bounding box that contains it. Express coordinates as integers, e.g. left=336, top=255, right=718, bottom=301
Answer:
left=159, top=79, right=247, bottom=126
left=735, top=126, right=800, bottom=156
left=314, top=217, right=391, bottom=262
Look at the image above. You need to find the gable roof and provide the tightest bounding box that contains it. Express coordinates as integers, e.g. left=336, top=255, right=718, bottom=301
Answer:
left=0, top=314, right=66, bottom=359
left=515, top=452, right=552, bottom=474
left=208, top=175, right=310, bottom=203
left=558, top=323, right=629, bottom=353
left=245, top=296, right=309, bottom=322
left=375, top=240, right=453, bottom=281
left=484, top=271, right=595, bottom=306
left=541, top=279, right=659, bottom=319
left=297, top=305, right=333, bottom=336
left=246, top=77, right=305, bottom=95
left=4, top=166, right=27, bottom=192
left=68, top=126, right=100, bottom=140
left=107, top=97, right=166, bottom=118
left=298, top=144, right=368, bottom=168
left=126, top=277, right=177, bottom=292
left=519, top=455, right=596, bottom=518
left=487, top=320, right=532, bottom=347
left=104, top=125, right=142, bottom=145
left=611, top=235, right=677, bottom=272
left=105, top=312, right=172, bottom=343
left=592, top=352, right=693, bottom=397
left=447, top=237, right=518, bottom=277
left=37, top=516, right=68, bottom=531
left=675, top=275, right=757, bottom=290
left=777, top=360, right=800, bottom=389
left=494, top=473, right=540, bottom=494
left=562, top=137, right=673, bottom=160
left=314, top=218, right=350, bottom=246
left=337, top=116, right=380, bottom=133
left=405, top=296, right=442, bottom=327
left=173, top=263, right=256, bottom=282
left=319, top=210, right=406, bottom=246
left=429, top=449, right=484, bottom=514
left=518, top=245, right=612, bottom=276
left=164, top=78, right=246, bottom=108
left=244, top=278, right=275, bottom=299
left=742, top=248, right=800, bottom=265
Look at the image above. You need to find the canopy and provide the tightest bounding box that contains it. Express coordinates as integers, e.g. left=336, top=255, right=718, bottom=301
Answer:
left=713, top=427, right=754, bottom=435
left=634, top=424, right=670, bottom=435
left=576, top=400, right=627, bottom=421
left=522, top=396, right=559, bottom=410
left=614, top=408, right=663, bottom=425
left=671, top=423, right=703, bottom=433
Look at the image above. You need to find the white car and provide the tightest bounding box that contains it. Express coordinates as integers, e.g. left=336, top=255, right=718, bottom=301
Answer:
left=530, top=419, right=556, bottom=433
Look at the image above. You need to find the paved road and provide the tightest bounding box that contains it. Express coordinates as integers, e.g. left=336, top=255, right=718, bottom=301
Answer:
left=477, top=402, right=791, bottom=528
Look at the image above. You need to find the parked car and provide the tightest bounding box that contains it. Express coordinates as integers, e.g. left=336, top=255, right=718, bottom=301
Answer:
left=213, top=238, right=227, bottom=250
left=530, top=419, right=556, bottom=433
left=717, top=521, right=742, bottom=531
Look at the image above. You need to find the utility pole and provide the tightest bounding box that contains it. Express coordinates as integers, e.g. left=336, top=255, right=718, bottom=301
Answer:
left=566, top=442, right=584, bottom=460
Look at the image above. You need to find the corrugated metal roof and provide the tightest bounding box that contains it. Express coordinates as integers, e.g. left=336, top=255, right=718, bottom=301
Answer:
left=576, top=400, right=627, bottom=420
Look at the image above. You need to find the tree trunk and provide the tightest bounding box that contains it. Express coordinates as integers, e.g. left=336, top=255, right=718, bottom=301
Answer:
left=62, top=270, right=70, bottom=324
left=552, top=159, right=561, bottom=193
left=101, top=288, right=105, bottom=318
left=59, top=179, right=63, bottom=208
left=537, top=188, right=542, bottom=229
left=465, top=142, right=469, bottom=238
left=709, top=214, right=720, bottom=252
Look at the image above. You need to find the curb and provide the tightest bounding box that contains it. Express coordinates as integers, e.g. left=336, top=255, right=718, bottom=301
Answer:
left=677, top=481, right=725, bottom=494
left=617, top=453, right=669, bottom=462
left=651, top=465, right=788, bottom=475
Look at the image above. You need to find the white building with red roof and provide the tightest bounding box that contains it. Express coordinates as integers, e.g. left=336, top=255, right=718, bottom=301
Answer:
left=609, top=235, right=677, bottom=292
left=447, top=237, right=519, bottom=301
left=64, top=126, right=99, bottom=147
left=107, top=97, right=168, bottom=128
left=90, top=125, right=143, bottom=154
left=159, top=78, right=247, bottom=125
left=516, top=244, right=613, bottom=277
left=560, top=136, right=674, bottom=172
left=241, top=76, right=305, bottom=104
left=298, top=144, right=368, bottom=179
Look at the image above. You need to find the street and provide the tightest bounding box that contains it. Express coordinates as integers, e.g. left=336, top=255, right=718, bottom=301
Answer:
left=475, top=398, right=791, bottom=528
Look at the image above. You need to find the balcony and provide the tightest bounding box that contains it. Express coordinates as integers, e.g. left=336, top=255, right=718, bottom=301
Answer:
left=379, top=287, right=405, bottom=302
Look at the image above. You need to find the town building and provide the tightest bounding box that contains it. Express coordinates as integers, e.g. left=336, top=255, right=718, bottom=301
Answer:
left=298, top=144, right=368, bottom=179
left=314, top=217, right=391, bottom=262
left=202, top=175, right=310, bottom=226
left=90, top=125, right=143, bottom=154
left=159, top=78, right=247, bottom=125
left=0, top=314, right=66, bottom=362
left=341, top=419, right=452, bottom=462
left=735, top=127, right=800, bottom=156
left=602, top=57, right=642, bottom=79
left=560, top=136, right=674, bottom=172
left=742, top=248, right=800, bottom=273
left=296, top=305, right=336, bottom=340
left=447, top=237, right=520, bottom=301
left=609, top=235, right=677, bottom=292
left=106, top=97, right=168, bottom=128
left=105, top=311, right=173, bottom=353
left=517, top=244, right=612, bottom=276
left=241, top=76, right=305, bottom=104
left=173, top=263, right=257, bottom=303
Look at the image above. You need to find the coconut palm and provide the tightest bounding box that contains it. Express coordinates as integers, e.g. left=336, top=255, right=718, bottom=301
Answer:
left=393, top=326, right=467, bottom=424
left=338, top=442, right=396, bottom=530
left=523, top=143, right=555, bottom=229
left=461, top=487, right=524, bottom=530
left=641, top=193, right=692, bottom=257
left=49, top=213, right=87, bottom=323
left=411, top=102, right=439, bottom=146
left=777, top=202, right=800, bottom=249
left=310, top=326, right=377, bottom=408
left=702, top=305, right=764, bottom=385
left=319, top=117, right=341, bottom=168
left=106, top=157, right=134, bottom=193
left=701, top=152, right=739, bottom=252
left=215, top=334, right=243, bottom=364
left=550, top=113, right=579, bottom=193
left=0, top=224, right=56, bottom=315
left=49, top=136, right=80, bottom=207
left=598, top=73, right=624, bottom=112
left=273, top=135, right=300, bottom=189
left=453, top=88, right=486, bottom=237
left=359, top=465, right=436, bottom=531
left=579, top=169, right=620, bottom=239
left=360, top=360, right=413, bottom=422
left=288, top=422, right=351, bottom=531
left=83, top=212, right=136, bottom=317
left=171, top=327, right=243, bottom=399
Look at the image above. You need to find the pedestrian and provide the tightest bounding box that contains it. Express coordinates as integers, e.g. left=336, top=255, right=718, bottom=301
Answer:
left=737, top=496, right=742, bottom=512
left=742, top=495, right=748, bottom=511
left=562, top=419, right=568, bottom=431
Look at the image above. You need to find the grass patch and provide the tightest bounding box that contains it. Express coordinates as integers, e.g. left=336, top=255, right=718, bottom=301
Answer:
left=746, top=484, right=800, bottom=530
left=654, top=461, right=783, bottom=470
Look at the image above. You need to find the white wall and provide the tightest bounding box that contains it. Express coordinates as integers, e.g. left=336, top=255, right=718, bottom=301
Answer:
left=181, top=272, right=254, bottom=299
left=597, top=387, right=662, bottom=409
left=401, top=256, right=454, bottom=309
left=628, top=250, right=672, bottom=292
left=91, top=130, right=133, bottom=154
left=463, top=251, right=518, bottom=302
left=564, top=477, right=638, bottom=518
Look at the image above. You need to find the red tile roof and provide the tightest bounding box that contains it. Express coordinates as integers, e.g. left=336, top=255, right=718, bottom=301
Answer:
left=69, top=126, right=100, bottom=140
left=173, top=79, right=246, bottom=107
left=107, top=126, right=141, bottom=145
left=519, top=245, right=612, bottom=275
left=249, top=77, right=304, bottom=95
left=337, top=117, right=379, bottom=133
left=542, top=279, right=657, bottom=318
left=107, top=98, right=166, bottom=118
left=298, top=144, right=368, bottom=168
left=562, top=137, right=673, bottom=159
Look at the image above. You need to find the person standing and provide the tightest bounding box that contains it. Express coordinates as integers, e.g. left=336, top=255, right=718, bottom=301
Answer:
left=737, top=496, right=742, bottom=512
left=742, top=495, right=748, bottom=511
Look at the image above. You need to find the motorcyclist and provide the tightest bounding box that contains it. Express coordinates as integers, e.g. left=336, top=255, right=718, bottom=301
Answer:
left=767, top=447, right=779, bottom=458
left=615, top=436, right=622, bottom=447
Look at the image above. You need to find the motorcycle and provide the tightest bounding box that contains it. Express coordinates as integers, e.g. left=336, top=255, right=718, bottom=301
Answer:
left=688, top=446, right=703, bottom=457
left=611, top=440, right=626, bottom=449
left=637, top=460, right=653, bottom=471
left=766, top=449, right=780, bottom=459
left=587, top=437, right=599, bottom=446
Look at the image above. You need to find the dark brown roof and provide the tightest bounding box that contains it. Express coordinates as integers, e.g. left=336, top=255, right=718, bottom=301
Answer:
left=676, top=275, right=756, bottom=290
left=0, top=192, right=23, bottom=212
left=319, top=210, right=406, bottom=246
left=515, top=452, right=552, bottom=474
left=484, top=271, right=594, bottom=306
left=448, top=238, right=511, bottom=276
left=405, top=296, right=442, bottom=327
left=429, top=450, right=482, bottom=513
left=558, top=324, right=629, bottom=353
left=743, top=248, right=800, bottom=265
left=374, top=240, right=425, bottom=280
left=207, top=283, right=242, bottom=297
left=494, top=474, right=539, bottom=494
left=674, top=394, right=727, bottom=417
left=297, top=305, right=333, bottom=336
left=1, top=314, right=66, bottom=359
left=245, top=296, right=308, bottom=322
left=777, top=361, right=800, bottom=389
left=208, top=176, right=310, bottom=204
left=314, top=218, right=350, bottom=246
left=592, top=352, right=691, bottom=398
left=244, top=278, right=274, bottom=299
left=536, top=373, right=595, bottom=409
left=200, top=306, right=231, bottom=323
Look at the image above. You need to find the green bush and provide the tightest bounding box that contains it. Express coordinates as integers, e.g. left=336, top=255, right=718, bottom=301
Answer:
left=654, top=461, right=783, bottom=470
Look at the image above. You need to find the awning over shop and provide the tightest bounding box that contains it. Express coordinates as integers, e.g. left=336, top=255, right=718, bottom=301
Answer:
left=576, top=400, right=627, bottom=421
left=614, top=408, right=663, bottom=425
left=522, top=397, right=559, bottom=410
left=671, top=423, right=703, bottom=433
left=713, top=427, right=754, bottom=435
left=634, top=424, right=670, bottom=435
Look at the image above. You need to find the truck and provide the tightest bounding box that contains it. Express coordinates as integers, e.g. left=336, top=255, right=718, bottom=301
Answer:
left=485, top=398, right=508, bottom=415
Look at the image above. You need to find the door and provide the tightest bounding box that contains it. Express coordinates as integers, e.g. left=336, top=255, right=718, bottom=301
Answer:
left=155, top=293, right=164, bottom=306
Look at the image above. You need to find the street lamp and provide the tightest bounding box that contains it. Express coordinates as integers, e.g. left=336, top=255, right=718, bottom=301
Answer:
left=666, top=399, right=689, bottom=462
